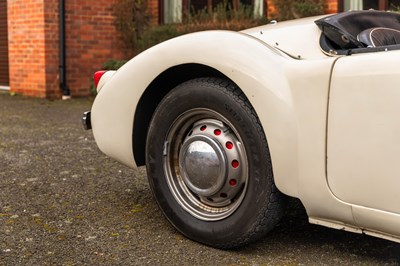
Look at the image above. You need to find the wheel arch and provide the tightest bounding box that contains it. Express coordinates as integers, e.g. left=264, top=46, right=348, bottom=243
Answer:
left=133, top=64, right=233, bottom=166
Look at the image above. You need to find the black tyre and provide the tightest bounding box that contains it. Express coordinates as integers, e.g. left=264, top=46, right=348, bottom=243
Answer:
left=146, top=78, right=284, bottom=249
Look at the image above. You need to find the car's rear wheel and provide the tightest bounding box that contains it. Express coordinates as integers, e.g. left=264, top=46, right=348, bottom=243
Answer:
left=146, top=78, right=284, bottom=249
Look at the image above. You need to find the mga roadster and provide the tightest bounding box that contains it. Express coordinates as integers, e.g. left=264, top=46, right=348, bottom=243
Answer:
left=83, top=10, right=400, bottom=248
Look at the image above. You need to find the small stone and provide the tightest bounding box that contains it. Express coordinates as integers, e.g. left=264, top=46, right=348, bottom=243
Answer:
left=85, top=236, right=96, bottom=241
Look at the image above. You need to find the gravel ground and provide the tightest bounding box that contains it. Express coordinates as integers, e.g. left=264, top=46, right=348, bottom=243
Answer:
left=0, top=91, right=399, bottom=265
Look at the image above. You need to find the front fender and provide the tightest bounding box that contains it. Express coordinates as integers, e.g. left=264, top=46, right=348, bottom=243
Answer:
left=91, top=30, right=331, bottom=198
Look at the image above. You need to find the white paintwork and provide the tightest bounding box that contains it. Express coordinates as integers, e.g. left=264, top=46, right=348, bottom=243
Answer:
left=96, top=71, right=116, bottom=93
left=328, top=51, right=400, bottom=238
left=0, top=85, right=10, bottom=90
left=242, top=15, right=327, bottom=60
left=90, top=15, right=400, bottom=244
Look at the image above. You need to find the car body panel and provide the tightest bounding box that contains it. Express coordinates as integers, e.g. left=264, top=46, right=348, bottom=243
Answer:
left=353, top=206, right=400, bottom=241
left=96, top=70, right=116, bottom=93
left=242, top=15, right=327, bottom=60
left=328, top=51, right=400, bottom=215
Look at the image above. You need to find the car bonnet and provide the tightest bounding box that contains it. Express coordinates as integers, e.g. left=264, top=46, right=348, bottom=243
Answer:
left=241, top=15, right=330, bottom=60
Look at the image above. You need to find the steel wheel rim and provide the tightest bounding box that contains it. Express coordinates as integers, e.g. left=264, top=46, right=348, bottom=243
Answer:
left=163, top=108, right=248, bottom=221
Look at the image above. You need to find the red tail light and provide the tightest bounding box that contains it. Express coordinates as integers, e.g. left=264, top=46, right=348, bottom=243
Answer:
left=94, top=71, right=107, bottom=88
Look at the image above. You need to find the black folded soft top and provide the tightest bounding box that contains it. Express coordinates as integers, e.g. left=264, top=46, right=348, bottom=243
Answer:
left=315, top=10, right=400, bottom=50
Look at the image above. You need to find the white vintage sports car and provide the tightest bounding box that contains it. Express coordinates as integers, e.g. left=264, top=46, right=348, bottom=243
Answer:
left=83, top=10, right=400, bottom=248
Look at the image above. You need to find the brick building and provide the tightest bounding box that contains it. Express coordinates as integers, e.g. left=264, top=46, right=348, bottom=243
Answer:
left=0, top=0, right=398, bottom=98
left=0, top=0, right=126, bottom=98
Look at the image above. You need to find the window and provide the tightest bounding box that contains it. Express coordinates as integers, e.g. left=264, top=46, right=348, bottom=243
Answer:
left=162, top=0, right=264, bottom=24
left=341, top=0, right=400, bottom=11
left=164, top=0, right=183, bottom=23
left=343, top=0, right=363, bottom=10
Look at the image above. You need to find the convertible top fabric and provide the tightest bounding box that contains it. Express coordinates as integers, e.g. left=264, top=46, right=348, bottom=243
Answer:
left=358, top=27, right=400, bottom=47
left=315, top=10, right=400, bottom=49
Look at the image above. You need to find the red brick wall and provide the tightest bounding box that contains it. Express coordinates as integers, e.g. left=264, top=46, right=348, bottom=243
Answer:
left=8, top=0, right=48, bottom=98
left=325, top=0, right=338, bottom=13
left=65, top=0, right=126, bottom=97
left=148, top=0, right=159, bottom=25
left=8, top=0, right=126, bottom=98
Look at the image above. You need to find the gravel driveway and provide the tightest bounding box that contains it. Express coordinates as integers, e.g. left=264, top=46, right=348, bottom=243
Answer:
left=0, top=92, right=399, bottom=265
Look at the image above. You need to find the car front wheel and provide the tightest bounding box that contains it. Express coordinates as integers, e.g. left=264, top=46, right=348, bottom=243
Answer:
left=146, top=78, right=284, bottom=249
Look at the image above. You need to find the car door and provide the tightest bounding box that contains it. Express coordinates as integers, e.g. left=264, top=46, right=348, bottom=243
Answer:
left=327, top=50, right=400, bottom=216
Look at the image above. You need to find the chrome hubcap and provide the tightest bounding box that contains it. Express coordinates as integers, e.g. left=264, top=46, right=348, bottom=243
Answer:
left=164, top=109, right=248, bottom=221
left=180, top=136, right=226, bottom=197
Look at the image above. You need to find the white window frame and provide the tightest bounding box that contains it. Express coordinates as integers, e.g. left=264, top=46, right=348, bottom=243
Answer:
left=164, top=0, right=182, bottom=23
